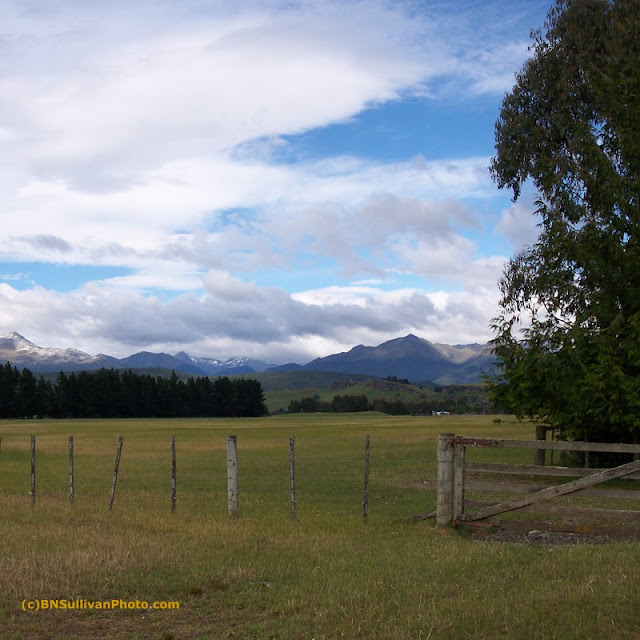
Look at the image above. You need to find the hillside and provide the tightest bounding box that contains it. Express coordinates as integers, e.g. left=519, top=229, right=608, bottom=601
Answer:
left=301, top=334, right=494, bottom=383
left=256, top=374, right=490, bottom=415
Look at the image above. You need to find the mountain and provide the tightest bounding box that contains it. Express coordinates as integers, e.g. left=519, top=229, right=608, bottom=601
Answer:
left=0, top=332, right=280, bottom=376
left=174, top=352, right=278, bottom=376
left=0, top=332, right=119, bottom=372
left=266, top=362, right=304, bottom=372
left=117, top=352, right=207, bottom=376
left=432, top=342, right=487, bottom=363
left=303, top=334, right=494, bottom=384
left=0, top=332, right=495, bottom=383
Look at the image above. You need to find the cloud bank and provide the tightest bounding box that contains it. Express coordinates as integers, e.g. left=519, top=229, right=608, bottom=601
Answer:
left=0, top=0, right=546, bottom=361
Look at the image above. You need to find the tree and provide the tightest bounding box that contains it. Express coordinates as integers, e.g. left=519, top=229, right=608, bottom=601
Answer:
left=489, top=0, right=640, bottom=443
left=36, top=376, right=55, bottom=417
left=331, top=394, right=369, bottom=413
left=0, top=363, right=20, bottom=418
left=17, top=368, right=38, bottom=417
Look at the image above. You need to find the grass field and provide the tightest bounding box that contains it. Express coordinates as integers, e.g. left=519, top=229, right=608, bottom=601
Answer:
left=0, top=413, right=639, bottom=639
left=260, top=376, right=488, bottom=414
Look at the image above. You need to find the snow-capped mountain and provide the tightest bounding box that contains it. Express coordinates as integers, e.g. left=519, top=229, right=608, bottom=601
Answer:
left=0, top=332, right=118, bottom=371
left=0, top=333, right=276, bottom=375
left=174, top=352, right=277, bottom=375
left=0, top=332, right=494, bottom=383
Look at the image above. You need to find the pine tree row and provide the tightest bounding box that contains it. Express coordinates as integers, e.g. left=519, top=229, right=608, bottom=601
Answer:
left=0, top=363, right=266, bottom=419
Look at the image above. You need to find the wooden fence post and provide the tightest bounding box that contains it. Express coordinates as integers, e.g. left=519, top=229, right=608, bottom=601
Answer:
left=436, top=433, right=455, bottom=526
left=171, top=436, right=177, bottom=514
left=535, top=425, right=546, bottom=466
left=289, top=436, right=296, bottom=520
left=68, top=436, right=74, bottom=505
left=30, top=435, right=36, bottom=506
left=108, top=436, right=124, bottom=510
left=363, top=435, right=370, bottom=520
left=227, top=436, right=239, bottom=516
left=453, top=442, right=465, bottom=519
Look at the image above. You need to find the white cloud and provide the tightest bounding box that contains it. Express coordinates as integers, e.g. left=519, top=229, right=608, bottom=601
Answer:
left=495, top=196, right=541, bottom=251
left=3, top=154, right=495, bottom=277
left=1, top=1, right=431, bottom=189
left=0, top=0, right=544, bottom=359
left=0, top=274, right=501, bottom=362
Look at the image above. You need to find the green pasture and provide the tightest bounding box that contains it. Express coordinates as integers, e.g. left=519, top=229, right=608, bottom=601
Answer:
left=261, top=378, right=488, bottom=414
left=0, top=413, right=639, bottom=639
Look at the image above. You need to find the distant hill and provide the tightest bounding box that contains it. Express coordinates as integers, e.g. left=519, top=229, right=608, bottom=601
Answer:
left=0, top=331, right=495, bottom=384
left=232, top=369, right=376, bottom=392
left=117, top=351, right=207, bottom=376
left=302, top=334, right=494, bottom=384
left=248, top=373, right=490, bottom=415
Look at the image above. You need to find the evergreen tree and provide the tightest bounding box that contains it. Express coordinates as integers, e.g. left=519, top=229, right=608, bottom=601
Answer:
left=489, top=0, right=640, bottom=442
left=0, top=363, right=20, bottom=418
left=17, top=368, right=38, bottom=417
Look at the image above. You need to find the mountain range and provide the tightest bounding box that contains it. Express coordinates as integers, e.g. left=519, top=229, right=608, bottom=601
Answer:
left=0, top=332, right=495, bottom=384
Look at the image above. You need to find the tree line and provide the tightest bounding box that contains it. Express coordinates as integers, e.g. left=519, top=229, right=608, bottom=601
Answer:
left=0, top=363, right=266, bottom=419
left=288, top=391, right=489, bottom=415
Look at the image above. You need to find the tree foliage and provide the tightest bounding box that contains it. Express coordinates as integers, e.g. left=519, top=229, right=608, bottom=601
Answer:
left=0, top=364, right=266, bottom=419
left=489, top=0, right=640, bottom=442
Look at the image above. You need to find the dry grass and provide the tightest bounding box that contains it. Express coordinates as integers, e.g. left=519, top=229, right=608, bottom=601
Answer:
left=0, top=414, right=639, bottom=639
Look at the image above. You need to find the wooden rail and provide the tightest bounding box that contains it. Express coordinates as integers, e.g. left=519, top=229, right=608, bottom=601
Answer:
left=436, top=434, right=640, bottom=531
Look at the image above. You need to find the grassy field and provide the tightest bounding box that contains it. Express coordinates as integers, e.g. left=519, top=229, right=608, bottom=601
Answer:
left=0, top=413, right=639, bottom=639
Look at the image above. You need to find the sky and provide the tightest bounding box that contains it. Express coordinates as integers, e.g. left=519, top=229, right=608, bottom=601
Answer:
left=0, top=0, right=550, bottom=364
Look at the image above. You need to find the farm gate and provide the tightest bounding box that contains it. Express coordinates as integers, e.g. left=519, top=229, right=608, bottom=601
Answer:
left=436, top=433, right=640, bottom=537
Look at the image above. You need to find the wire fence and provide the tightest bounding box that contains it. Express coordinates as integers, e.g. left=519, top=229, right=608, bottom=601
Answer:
left=0, top=429, right=438, bottom=521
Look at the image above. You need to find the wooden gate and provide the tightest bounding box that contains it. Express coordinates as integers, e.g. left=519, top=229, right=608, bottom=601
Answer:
left=436, top=433, right=640, bottom=535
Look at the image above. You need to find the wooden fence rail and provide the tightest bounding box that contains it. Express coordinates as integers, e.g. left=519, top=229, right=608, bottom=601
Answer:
left=437, top=433, right=640, bottom=534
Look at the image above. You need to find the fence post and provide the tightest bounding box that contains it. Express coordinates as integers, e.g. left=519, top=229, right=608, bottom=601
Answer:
left=535, top=425, right=546, bottom=466
left=453, top=442, right=465, bottom=520
left=289, top=436, right=296, bottom=520
left=171, top=437, right=177, bottom=514
left=227, top=435, right=239, bottom=516
left=363, top=435, right=370, bottom=520
left=108, top=436, right=124, bottom=510
left=68, top=436, right=74, bottom=505
left=30, top=435, right=36, bottom=506
left=436, top=433, right=455, bottom=526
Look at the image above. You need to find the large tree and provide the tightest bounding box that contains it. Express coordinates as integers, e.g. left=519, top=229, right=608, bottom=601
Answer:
left=489, top=0, right=640, bottom=443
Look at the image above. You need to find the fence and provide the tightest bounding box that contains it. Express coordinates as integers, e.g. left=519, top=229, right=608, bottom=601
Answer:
left=0, top=433, right=380, bottom=519
left=436, top=433, right=640, bottom=536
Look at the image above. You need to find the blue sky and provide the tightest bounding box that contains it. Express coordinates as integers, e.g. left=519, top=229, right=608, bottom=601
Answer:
left=0, top=0, right=548, bottom=362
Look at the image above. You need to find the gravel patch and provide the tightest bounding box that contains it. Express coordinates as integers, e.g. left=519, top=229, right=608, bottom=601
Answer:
left=471, top=528, right=617, bottom=545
